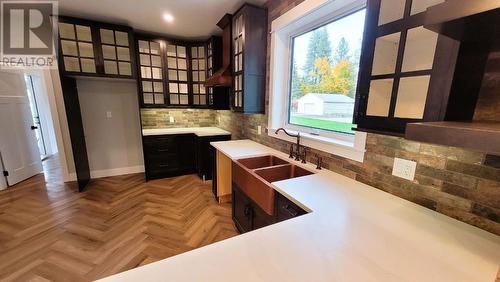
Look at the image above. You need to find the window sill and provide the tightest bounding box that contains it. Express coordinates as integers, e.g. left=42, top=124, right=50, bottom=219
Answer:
left=268, top=128, right=366, bottom=162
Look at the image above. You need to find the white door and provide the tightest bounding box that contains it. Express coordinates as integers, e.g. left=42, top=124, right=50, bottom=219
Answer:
left=0, top=72, right=42, bottom=186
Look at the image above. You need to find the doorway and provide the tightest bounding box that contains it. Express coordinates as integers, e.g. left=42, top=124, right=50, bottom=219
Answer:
left=25, top=74, right=47, bottom=159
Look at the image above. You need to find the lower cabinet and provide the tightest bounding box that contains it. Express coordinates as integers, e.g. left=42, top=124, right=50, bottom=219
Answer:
left=232, top=183, right=305, bottom=233
left=196, top=135, right=231, bottom=180
left=143, top=134, right=196, bottom=180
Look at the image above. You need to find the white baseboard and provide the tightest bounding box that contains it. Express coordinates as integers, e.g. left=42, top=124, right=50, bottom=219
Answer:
left=64, top=166, right=145, bottom=182
left=90, top=165, right=145, bottom=179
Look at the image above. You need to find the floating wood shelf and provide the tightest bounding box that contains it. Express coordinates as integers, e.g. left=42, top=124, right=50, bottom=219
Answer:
left=405, top=121, right=500, bottom=154
left=424, top=0, right=500, bottom=41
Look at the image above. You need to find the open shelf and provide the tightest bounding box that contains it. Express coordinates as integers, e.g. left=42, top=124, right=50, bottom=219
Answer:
left=405, top=121, right=500, bottom=154
left=424, top=1, right=500, bottom=41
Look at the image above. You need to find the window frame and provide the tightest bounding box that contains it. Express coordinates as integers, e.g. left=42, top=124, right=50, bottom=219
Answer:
left=268, top=0, right=367, bottom=162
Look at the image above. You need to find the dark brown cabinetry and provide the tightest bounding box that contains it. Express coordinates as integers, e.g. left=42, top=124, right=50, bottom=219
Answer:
left=143, top=134, right=196, bottom=180
left=232, top=183, right=307, bottom=233
left=57, top=16, right=136, bottom=79
left=231, top=4, right=267, bottom=113
left=206, top=36, right=231, bottom=110
left=354, top=0, right=458, bottom=134
left=196, top=135, right=231, bottom=181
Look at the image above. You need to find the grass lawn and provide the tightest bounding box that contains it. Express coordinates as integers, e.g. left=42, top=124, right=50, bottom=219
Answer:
left=290, top=116, right=356, bottom=134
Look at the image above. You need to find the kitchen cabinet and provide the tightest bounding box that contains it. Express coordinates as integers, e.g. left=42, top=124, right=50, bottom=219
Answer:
left=206, top=36, right=231, bottom=110
left=196, top=135, right=231, bottom=181
left=231, top=4, right=267, bottom=113
left=57, top=16, right=136, bottom=79
left=354, top=0, right=458, bottom=135
left=143, top=134, right=196, bottom=180
left=137, top=36, right=166, bottom=106
left=276, top=193, right=307, bottom=222
left=232, top=183, right=275, bottom=233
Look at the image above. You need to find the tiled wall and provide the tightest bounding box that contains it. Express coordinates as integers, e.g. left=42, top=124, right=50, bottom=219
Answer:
left=214, top=0, right=500, bottom=235
left=141, top=108, right=216, bottom=129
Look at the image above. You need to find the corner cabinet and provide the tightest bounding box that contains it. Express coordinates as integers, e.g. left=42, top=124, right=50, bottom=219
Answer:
left=354, top=0, right=459, bottom=135
left=231, top=4, right=267, bottom=113
left=57, top=16, right=136, bottom=79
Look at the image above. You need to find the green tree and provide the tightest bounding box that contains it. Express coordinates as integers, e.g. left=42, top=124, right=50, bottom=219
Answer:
left=333, top=37, right=350, bottom=64
left=290, top=59, right=303, bottom=100
left=303, top=27, right=332, bottom=83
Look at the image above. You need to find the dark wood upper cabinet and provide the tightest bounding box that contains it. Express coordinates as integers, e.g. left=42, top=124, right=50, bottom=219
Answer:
left=354, top=0, right=459, bottom=135
left=57, top=16, right=136, bottom=79
left=231, top=4, right=267, bottom=113
left=207, top=36, right=231, bottom=110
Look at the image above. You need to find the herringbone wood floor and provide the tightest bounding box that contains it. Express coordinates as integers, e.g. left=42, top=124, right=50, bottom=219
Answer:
left=0, top=156, right=238, bottom=281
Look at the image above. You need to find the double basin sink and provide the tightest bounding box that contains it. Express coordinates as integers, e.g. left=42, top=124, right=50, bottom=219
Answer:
left=232, top=155, right=314, bottom=215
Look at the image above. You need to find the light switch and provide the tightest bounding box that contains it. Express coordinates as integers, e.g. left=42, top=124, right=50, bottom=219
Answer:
left=392, top=158, right=417, bottom=181
left=106, top=111, right=112, bottom=118
left=169, top=116, right=175, bottom=123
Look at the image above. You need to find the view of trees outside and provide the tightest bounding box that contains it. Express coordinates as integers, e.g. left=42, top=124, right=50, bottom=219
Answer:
left=289, top=9, right=366, bottom=134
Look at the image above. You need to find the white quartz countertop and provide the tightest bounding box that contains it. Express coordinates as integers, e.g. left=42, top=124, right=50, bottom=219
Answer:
left=142, top=127, right=231, bottom=137
left=100, top=139, right=500, bottom=282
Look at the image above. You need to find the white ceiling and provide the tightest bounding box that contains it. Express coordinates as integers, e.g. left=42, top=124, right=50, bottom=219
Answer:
left=57, top=0, right=267, bottom=40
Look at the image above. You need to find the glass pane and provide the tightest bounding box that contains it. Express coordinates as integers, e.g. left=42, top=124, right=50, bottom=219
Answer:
left=61, top=40, right=78, bottom=56
left=178, top=70, right=187, bottom=81
left=102, top=45, right=116, bottom=60
left=193, top=96, right=200, bottom=105
left=394, top=75, right=431, bottom=119
left=63, top=56, right=80, bottom=72
left=153, top=82, right=163, bottom=93
left=180, top=95, right=189, bottom=105
left=372, top=32, right=400, bottom=75
left=154, top=94, right=164, bottom=104
left=378, top=0, right=405, bottom=25
left=167, top=45, right=176, bottom=57
left=151, top=55, right=162, bottom=67
left=179, top=83, right=188, bottom=94
left=117, top=47, right=130, bottom=61
left=200, top=71, right=206, bottom=80
left=170, top=94, right=179, bottom=104
left=366, top=79, right=393, bottom=117
left=118, top=62, right=132, bottom=76
left=169, top=83, right=179, bottom=93
left=200, top=96, right=206, bottom=105
left=140, top=54, right=151, bottom=66
left=199, top=59, right=205, bottom=70
left=167, top=57, right=177, bottom=68
left=104, top=60, right=118, bottom=74
left=150, top=42, right=161, bottom=55
left=142, top=81, right=153, bottom=92
left=100, top=29, right=115, bottom=44
left=78, top=42, right=94, bottom=57
left=192, top=71, right=199, bottom=82
left=168, top=69, right=178, bottom=80
left=152, top=68, right=162, bottom=79
left=80, top=58, right=96, bottom=73
left=198, top=46, right=205, bottom=57
left=411, top=0, right=445, bottom=15
left=143, top=93, right=154, bottom=104
left=191, top=47, right=198, bottom=58
left=76, top=25, right=92, bottom=41
left=178, top=59, right=187, bottom=70
left=138, top=40, right=150, bottom=53
left=115, top=31, right=129, bottom=46
left=59, top=23, right=75, bottom=40
left=200, top=85, right=206, bottom=94
left=193, top=84, right=199, bottom=94
left=141, top=66, right=151, bottom=78
left=402, top=27, right=438, bottom=72
left=192, top=60, right=199, bottom=70
left=178, top=46, right=186, bottom=58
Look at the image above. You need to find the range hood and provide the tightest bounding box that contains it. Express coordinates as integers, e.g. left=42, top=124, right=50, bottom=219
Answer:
left=205, top=14, right=232, bottom=87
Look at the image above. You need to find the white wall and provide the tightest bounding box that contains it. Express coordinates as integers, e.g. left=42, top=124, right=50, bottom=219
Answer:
left=77, top=79, right=144, bottom=178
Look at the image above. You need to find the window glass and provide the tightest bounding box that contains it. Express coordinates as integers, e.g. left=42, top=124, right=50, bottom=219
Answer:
left=288, top=9, right=365, bottom=135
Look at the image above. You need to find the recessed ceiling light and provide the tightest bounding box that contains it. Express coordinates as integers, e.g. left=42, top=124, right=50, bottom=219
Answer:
left=163, top=13, right=174, bottom=23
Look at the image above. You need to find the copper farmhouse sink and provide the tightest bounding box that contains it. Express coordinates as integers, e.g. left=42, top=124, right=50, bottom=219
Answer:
left=232, top=155, right=314, bottom=215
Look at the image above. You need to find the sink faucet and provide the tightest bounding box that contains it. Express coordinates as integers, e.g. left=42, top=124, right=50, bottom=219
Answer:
left=275, top=128, right=302, bottom=162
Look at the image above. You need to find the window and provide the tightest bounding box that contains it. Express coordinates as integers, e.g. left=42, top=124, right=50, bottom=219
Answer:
left=288, top=9, right=365, bottom=135
left=268, top=0, right=367, bottom=162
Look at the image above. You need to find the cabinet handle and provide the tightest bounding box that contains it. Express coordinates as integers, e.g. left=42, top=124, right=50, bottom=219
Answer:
left=158, top=148, right=170, bottom=152
left=244, top=205, right=252, bottom=217
left=283, top=204, right=298, bottom=217
left=159, top=163, right=170, bottom=168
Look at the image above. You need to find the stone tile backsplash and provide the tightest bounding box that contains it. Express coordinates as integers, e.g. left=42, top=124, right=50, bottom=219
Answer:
left=141, top=108, right=216, bottom=129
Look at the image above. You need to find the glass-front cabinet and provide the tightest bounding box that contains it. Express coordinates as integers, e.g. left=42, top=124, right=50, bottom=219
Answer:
left=57, top=17, right=135, bottom=78
left=354, top=0, right=454, bottom=134
left=166, top=43, right=190, bottom=106
left=190, top=44, right=208, bottom=106
left=138, top=38, right=165, bottom=105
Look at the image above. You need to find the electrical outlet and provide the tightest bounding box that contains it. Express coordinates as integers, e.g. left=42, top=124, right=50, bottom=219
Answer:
left=169, top=116, right=175, bottom=123
left=257, top=126, right=262, bottom=135
left=106, top=111, right=112, bottom=118
left=392, top=158, right=417, bottom=181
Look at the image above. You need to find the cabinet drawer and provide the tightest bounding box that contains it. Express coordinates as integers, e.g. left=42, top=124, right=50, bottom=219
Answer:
left=232, top=186, right=252, bottom=233
left=276, top=193, right=307, bottom=222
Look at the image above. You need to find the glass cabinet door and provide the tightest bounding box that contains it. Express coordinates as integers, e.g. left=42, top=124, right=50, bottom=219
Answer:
left=166, top=43, right=189, bottom=105
left=99, top=28, right=132, bottom=76
left=206, top=40, right=214, bottom=106
left=58, top=22, right=96, bottom=73
left=138, top=40, right=165, bottom=105
left=233, top=14, right=244, bottom=108
left=191, top=45, right=207, bottom=106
